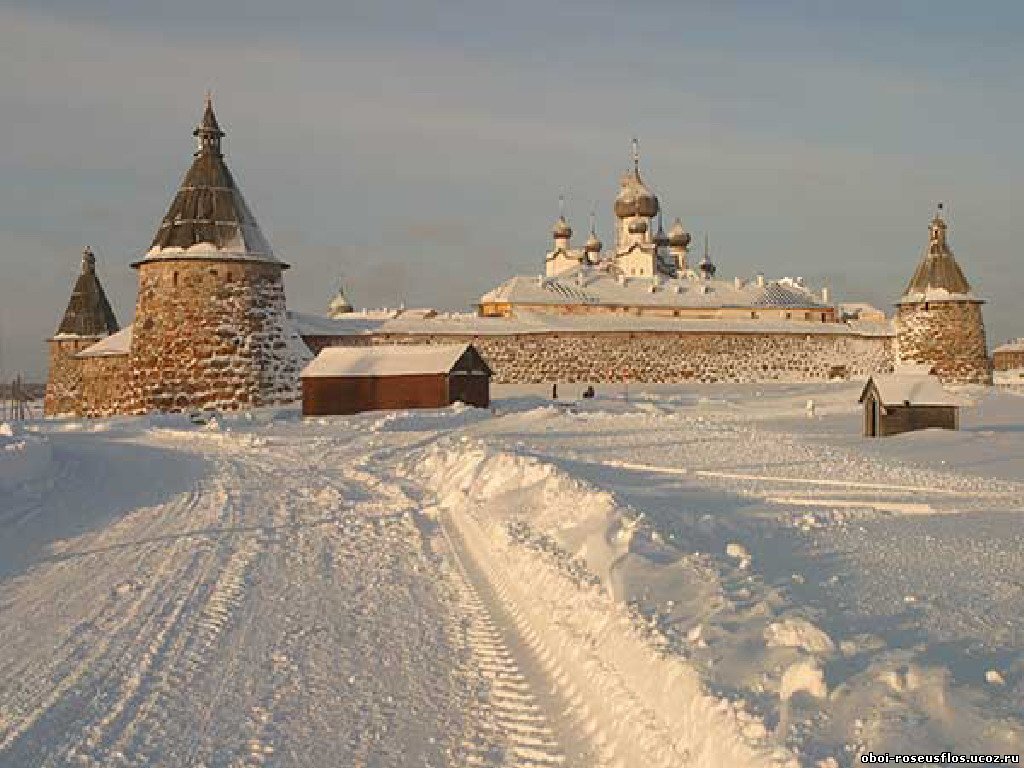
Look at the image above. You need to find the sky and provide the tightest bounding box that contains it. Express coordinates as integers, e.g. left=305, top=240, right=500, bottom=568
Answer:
left=1, top=0, right=1023, bottom=379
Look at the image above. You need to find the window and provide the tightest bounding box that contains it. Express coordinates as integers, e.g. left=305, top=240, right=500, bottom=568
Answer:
left=172, top=271, right=178, bottom=288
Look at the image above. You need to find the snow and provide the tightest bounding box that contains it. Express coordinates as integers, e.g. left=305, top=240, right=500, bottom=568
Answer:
left=77, top=326, right=133, bottom=358
left=2, top=383, right=1024, bottom=765
left=897, top=287, right=981, bottom=304
left=0, top=421, right=53, bottom=489
left=300, top=343, right=481, bottom=378
left=376, top=309, right=894, bottom=337
left=861, top=374, right=960, bottom=406
left=995, top=338, right=1024, bottom=354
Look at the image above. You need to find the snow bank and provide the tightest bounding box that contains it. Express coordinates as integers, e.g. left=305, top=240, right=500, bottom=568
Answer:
left=0, top=422, right=53, bottom=489
left=413, top=441, right=798, bottom=768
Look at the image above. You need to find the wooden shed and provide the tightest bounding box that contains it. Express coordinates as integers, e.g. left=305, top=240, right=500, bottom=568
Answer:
left=859, top=374, right=960, bottom=437
left=300, top=344, right=492, bottom=416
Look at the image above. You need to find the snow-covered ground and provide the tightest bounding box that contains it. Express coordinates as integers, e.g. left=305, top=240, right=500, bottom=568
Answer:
left=1, top=383, right=1023, bottom=766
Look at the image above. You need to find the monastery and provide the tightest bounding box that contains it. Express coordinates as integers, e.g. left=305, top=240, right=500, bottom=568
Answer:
left=45, top=101, right=991, bottom=418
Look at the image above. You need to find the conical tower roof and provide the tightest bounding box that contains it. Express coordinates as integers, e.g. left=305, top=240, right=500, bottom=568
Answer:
left=328, top=284, right=354, bottom=318
left=54, top=248, right=119, bottom=338
left=134, top=96, right=284, bottom=268
left=900, top=209, right=976, bottom=302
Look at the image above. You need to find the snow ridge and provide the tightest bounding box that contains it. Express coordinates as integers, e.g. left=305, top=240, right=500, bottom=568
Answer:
left=414, top=441, right=799, bottom=768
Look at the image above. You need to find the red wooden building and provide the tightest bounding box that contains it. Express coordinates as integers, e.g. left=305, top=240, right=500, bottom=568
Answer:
left=300, top=344, right=492, bottom=416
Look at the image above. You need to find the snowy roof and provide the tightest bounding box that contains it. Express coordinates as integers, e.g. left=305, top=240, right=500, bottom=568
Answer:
left=134, top=99, right=283, bottom=269
left=480, top=266, right=829, bottom=310
left=860, top=374, right=960, bottom=407
left=301, top=344, right=487, bottom=378
left=993, top=339, right=1024, bottom=354
left=77, top=326, right=133, bottom=358
left=373, top=310, right=893, bottom=338
left=899, top=215, right=977, bottom=303
left=289, top=310, right=393, bottom=337
left=54, top=249, right=119, bottom=338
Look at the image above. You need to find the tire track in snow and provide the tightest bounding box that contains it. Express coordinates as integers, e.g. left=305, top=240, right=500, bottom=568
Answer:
left=432, top=509, right=583, bottom=768
left=0, top=483, right=210, bottom=762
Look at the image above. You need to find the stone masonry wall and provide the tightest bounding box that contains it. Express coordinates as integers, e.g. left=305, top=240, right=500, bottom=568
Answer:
left=44, top=337, right=102, bottom=417
left=127, top=260, right=307, bottom=414
left=896, top=301, right=991, bottom=385
left=78, top=355, right=134, bottom=417
left=307, top=331, right=896, bottom=384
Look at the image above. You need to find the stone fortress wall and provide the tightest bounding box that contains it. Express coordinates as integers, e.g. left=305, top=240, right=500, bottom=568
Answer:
left=44, top=338, right=101, bottom=417
left=306, top=329, right=897, bottom=385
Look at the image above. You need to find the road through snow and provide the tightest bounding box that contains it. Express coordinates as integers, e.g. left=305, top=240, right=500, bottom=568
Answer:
left=0, top=421, right=573, bottom=767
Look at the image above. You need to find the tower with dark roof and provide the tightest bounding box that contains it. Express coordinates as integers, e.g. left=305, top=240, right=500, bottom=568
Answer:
left=895, top=206, right=991, bottom=384
left=126, top=96, right=308, bottom=413
left=44, top=248, right=121, bottom=416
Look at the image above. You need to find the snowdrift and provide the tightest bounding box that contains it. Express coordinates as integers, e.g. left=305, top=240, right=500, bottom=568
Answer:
left=0, top=423, right=53, bottom=489
left=413, top=440, right=799, bottom=768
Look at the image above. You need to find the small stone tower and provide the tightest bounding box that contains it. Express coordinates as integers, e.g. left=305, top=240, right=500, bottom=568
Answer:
left=44, top=247, right=120, bottom=416
left=127, top=96, right=308, bottom=413
left=895, top=206, right=991, bottom=384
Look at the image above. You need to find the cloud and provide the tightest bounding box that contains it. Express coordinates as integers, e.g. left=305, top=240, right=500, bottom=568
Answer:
left=2, top=4, right=1023, bottom=377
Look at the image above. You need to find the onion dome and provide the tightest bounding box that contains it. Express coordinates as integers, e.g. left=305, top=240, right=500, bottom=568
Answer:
left=552, top=215, right=572, bottom=240
left=614, top=175, right=659, bottom=219
left=668, top=218, right=691, bottom=248
left=654, top=218, right=669, bottom=247
left=628, top=218, right=648, bottom=235
left=614, top=139, right=659, bottom=218
left=585, top=231, right=603, bottom=253
left=699, top=233, right=716, bottom=278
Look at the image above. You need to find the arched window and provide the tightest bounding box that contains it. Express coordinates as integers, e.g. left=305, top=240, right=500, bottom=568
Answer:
left=172, top=271, right=178, bottom=288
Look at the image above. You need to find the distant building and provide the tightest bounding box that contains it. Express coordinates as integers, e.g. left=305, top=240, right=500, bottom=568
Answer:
left=895, top=206, right=991, bottom=385
left=327, top=284, right=354, bottom=318
left=480, top=140, right=836, bottom=323
left=993, top=339, right=1024, bottom=372
left=859, top=373, right=960, bottom=437
left=300, top=343, right=491, bottom=415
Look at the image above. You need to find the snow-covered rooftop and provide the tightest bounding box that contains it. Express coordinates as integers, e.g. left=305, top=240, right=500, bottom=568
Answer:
left=481, top=266, right=829, bottom=310
left=994, top=339, right=1024, bottom=354
left=301, top=344, right=479, bottom=378
left=76, top=326, right=133, bottom=358
left=862, top=374, right=960, bottom=407
left=379, top=310, right=892, bottom=337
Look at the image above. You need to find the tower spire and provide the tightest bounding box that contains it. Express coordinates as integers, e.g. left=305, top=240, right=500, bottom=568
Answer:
left=194, top=93, right=225, bottom=155
left=632, top=137, right=640, bottom=177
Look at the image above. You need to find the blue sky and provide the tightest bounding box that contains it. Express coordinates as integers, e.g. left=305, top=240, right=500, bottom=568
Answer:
left=2, top=1, right=1023, bottom=378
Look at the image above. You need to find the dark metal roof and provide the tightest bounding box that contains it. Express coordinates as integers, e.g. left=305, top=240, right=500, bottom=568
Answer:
left=902, top=215, right=972, bottom=297
left=136, top=97, right=283, bottom=267
left=55, top=248, right=119, bottom=337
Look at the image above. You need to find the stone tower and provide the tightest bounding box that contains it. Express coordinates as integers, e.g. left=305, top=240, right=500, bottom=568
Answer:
left=895, top=206, right=991, bottom=384
left=44, top=247, right=120, bottom=416
left=127, top=96, right=308, bottom=413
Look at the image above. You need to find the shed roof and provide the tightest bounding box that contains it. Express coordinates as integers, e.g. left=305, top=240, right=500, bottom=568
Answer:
left=859, top=374, right=960, bottom=407
left=301, top=344, right=489, bottom=378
